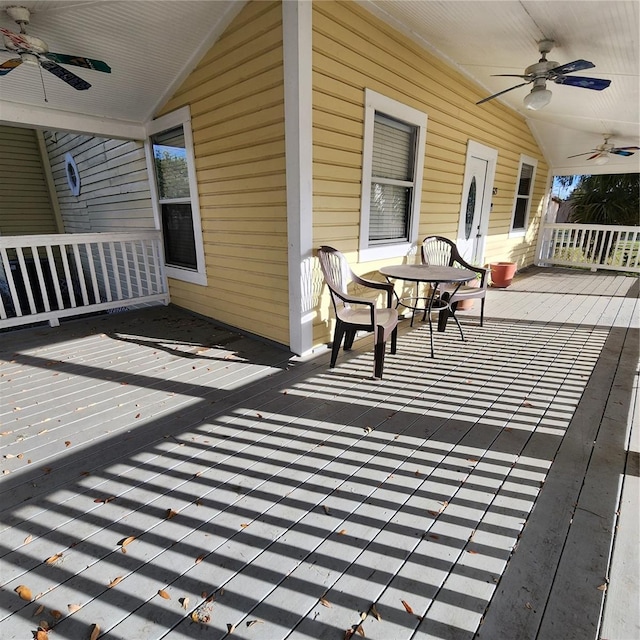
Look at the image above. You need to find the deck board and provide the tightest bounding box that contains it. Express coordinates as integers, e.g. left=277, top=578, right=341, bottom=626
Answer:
left=0, top=267, right=637, bottom=640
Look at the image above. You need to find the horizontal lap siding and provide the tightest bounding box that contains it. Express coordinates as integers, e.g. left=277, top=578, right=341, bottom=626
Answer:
left=158, top=0, right=288, bottom=347
left=312, top=1, right=548, bottom=344
left=0, top=126, right=57, bottom=235
left=44, top=133, right=154, bottom=233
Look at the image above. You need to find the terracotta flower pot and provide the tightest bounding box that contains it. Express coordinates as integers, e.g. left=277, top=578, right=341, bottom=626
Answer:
left=489, top=262, right=517, bottom=288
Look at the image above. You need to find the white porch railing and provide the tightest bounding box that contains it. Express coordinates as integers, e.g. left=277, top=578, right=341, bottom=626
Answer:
left=536, top=223, right=640, bottom=273
left=0, top=231, right=169, bottom=329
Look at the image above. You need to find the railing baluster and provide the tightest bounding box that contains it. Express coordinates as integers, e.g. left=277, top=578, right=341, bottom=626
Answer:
left=109, top=242, right=123, bottom=301
left=60, top=245, right=77, bottom=308
left=141, top=239, right=151, bottom=296
left=31, top=245, right=51, bottom=313
left=85, top=243, right=101, bottom=304
left=121, top=241, right=133, bottom=298
left=0, top=247, right=21, bottom=317
left=97, top=242, right=112, bottom=302
left=16, top=247, right=38, bottom=314
left=46, top=245, right=64, bottom=310
left=131, top=240, right=143, bottom=298
left=72, top=244, right=90, bottom=305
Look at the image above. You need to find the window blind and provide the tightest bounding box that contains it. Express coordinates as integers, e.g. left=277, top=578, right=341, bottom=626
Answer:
left=369, top=114, right=417, bottom=243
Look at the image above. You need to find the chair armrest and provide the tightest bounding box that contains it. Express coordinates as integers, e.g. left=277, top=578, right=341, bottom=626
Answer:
left=351, top=275, right=395, bottom=307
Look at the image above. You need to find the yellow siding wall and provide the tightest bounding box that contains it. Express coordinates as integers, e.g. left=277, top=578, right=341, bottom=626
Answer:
left=157, top=1, right=289, bottom=346
left=0, top=126, right=57, bottom=235
left=44, top=132, right=154, bottom=233
left=312, top=1, right=549, bottom=343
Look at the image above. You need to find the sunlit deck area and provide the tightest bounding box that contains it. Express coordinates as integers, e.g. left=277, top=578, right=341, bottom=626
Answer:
left=0, top=267, right=638, bottom=640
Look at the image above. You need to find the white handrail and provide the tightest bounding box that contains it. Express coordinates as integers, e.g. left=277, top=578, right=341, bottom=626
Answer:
left=536, top=223, right=640, bottom=273
left=0, top=231, right=169, bottom=329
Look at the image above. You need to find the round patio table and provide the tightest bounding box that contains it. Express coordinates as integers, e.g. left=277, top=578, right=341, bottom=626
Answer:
left=379, top=264, right=475, bottom=357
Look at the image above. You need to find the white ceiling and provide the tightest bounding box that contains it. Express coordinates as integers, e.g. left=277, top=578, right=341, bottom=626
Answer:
left=1, top=0, right=638, bottom=176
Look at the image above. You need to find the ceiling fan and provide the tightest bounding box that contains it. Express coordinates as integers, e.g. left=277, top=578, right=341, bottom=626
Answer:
left=477, top=39, right=611, bottom=110
left=0, top=5, right=110, bottom=91
left=567, top=135, right=640, bottom=165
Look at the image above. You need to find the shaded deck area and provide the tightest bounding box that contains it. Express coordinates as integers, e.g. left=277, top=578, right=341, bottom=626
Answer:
left=0, top=267, right=638, bottom=640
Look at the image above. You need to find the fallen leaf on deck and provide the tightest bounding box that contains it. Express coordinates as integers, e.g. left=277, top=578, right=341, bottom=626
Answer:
left=597, top=584, right=607, bottom=592
left=180, top=597, right=189, bottom=610
left=45, top=553, right=63, bottom=565
left=50, top=610, right=62, bottom=619
left=166, top=509, right=178, bottom=519
left=370, top=604, right=381, bottom=621
left=359, top=610, right=368, bottom=621
left=135, top=413, right=141, bottom=419
left=17, top=453, right=24, bottom=459
left=256, top=413, right=263, bottom=419
left=33, top=604, right=45, bottom=616
left=42, top=467, right=52, bottom=474
left=35, top=629, right=48, bottom=640
left=94, top=496, right=116, bottom=504
left=89, top=623, right=100, bottom=640
left=525, top=602, right=533, bottom=610
left=2, top=470, right=10, bottom=475
left=65, top=441, right=71, bottom=447
left=523, top=401, right=534, bottom=407
left=401, top=600, right=414, bottom=614
left=195, top=554, right=205, bottom=564
left=246, top=620, right=263, bottom=627
left=67, top=604, right=81, bottom=613
left=108, top=576, right=123, bottom=588
left=158, top=589, right=171, bottom=599
left=4, top=453, right=15, bottom=459
left=356, top=624, right=365, bottom=637
left=38, top=620, right=50, bottom=630
left=24, top=534, right=33, bottom=545
left=16, top=585, right=33, bottom=601
left=1, top=431, right=13, bottom=436
left=428, top=533, right=439, bottom=539
left=364, top=426, right=372, bottom=433
left=120, top=536, right=136, bottom=553
left=427, top=510, right=439, bottom=517
left=322, top=505, right=331, bottom=515
left=344, top=629, right=354, bottom=640
left=467, top=549, right=479, bottom=554
left=320, top=597, right=332, bottom=608
left=227, top=623, right=236, bottom=633
left=240, top=523, right=249, bottom=529
left=338, top=529, right=347, bottom=535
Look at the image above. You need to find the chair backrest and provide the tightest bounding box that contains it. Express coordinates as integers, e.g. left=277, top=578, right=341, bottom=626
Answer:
left=421, top=236, right=457, bottom=267
left=317, top=246, right=354, bottom=313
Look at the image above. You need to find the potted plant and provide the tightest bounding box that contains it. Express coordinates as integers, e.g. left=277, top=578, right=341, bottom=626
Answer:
left=489, top=261, right=517, bottom=288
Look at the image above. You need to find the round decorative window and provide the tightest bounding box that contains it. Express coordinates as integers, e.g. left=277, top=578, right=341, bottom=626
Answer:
left=64, top=152, right=81, bottom=196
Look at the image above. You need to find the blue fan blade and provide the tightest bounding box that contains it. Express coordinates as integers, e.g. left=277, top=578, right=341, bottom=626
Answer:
left=40, top=59, right=91, bottom=90
left=554, top=75, right=611, bottom=90
left=549, top=59, right=595, bottom=74
left=610, top=149, right=635, bottom=157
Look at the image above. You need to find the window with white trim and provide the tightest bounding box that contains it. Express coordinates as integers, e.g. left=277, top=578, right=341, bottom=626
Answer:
left=360, top=90, right=427, bottom=262
left=146, top=107, right=207, bottom=286
left=511, top=155, right=537, bottom=234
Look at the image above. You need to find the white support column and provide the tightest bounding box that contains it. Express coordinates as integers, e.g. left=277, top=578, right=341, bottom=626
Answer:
left=283, top=0, right=314, bottom=356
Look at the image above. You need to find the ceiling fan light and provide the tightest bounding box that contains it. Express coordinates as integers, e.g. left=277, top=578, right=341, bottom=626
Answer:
left=523, top=86, right=553, bottom=110
left=594, top=154, right=610, bottom=165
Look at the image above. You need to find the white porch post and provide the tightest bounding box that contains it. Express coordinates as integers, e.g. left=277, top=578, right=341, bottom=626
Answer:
left=283, top=0, right=313, bottom=357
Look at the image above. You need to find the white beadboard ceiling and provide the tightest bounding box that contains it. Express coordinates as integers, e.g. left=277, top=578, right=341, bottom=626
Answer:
left=0, top=0, right=638, bottom=176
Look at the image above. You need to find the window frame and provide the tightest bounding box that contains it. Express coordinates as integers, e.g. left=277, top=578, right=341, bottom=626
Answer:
left=509, top=154, right=538, bottom=237
left=359, top=89, right=427, bottom=262
left=145, top=106, right=207, bottom=286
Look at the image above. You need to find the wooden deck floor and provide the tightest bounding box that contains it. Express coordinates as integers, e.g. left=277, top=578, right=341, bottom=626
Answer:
left=0, top=268, right=637, bottom=640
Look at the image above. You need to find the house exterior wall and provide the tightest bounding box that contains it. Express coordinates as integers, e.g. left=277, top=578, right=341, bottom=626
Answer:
left=311, top=1, right=549, bottom=344
left=0, top=126, right=57, bottom=235
left=156, top=0, right=289, bottom=346
left=44, top=132, right=154, bottom=233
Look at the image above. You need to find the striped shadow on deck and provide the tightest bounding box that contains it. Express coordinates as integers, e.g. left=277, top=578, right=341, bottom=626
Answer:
left=0, top=297, right=635, bottom=640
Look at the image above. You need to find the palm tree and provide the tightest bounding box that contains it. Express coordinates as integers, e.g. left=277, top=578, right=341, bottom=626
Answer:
left=568, top=173, right=639, bottom=225
left=567, top=173, right=639, bottom=264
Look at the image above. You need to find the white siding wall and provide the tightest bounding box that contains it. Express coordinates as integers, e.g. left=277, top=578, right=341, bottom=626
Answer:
left=0, top=125, right=57, bottom=235
left=44, top=132, right=155, bottom=234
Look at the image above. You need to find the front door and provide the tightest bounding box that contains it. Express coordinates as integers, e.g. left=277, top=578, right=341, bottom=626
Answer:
left=457, top=141, right=497, bottom=265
